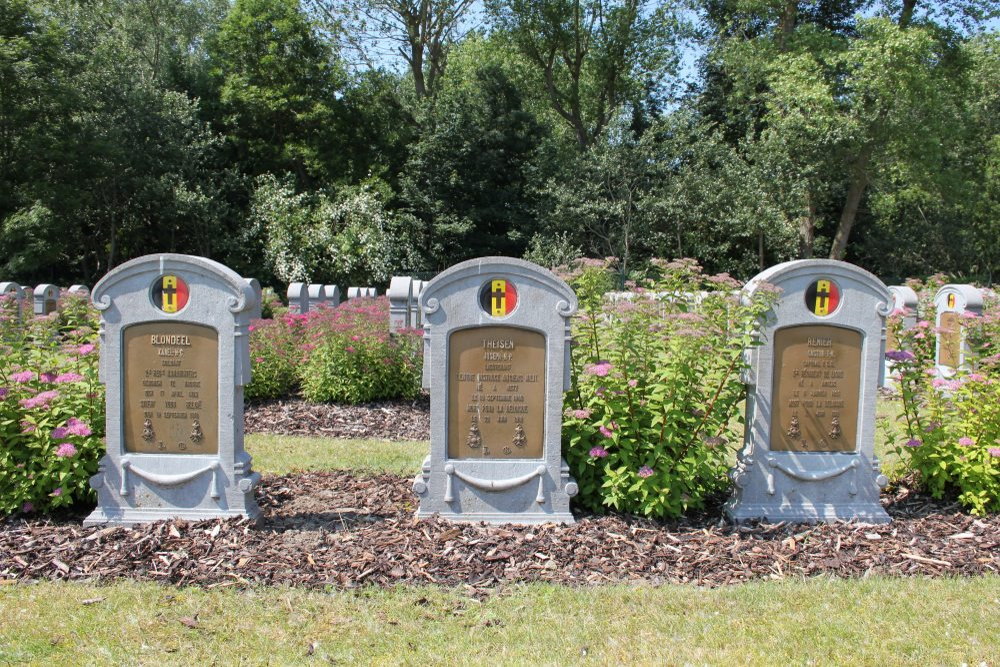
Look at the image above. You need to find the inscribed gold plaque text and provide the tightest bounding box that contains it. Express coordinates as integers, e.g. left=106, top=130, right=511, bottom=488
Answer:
left=123, top=322, right=218, bottom=454
left=448, top=327, right=545, bottom=459
left=771, top=325, right=862, bottom=452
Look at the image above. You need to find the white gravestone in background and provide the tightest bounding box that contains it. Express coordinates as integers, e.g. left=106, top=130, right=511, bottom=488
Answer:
left=934, top=284, right=983, bottom=377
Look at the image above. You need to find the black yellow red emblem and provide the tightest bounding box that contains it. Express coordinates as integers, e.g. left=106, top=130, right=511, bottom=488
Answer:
left=805, top=278, right=840, bottom=316
left=946, top=293, right=956, bottom=309
left=151, top=275, right=189, bottom=313
left=479, top=279, right=518, bottom=317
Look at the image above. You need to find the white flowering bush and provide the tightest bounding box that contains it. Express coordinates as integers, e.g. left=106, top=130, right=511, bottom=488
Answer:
left=248, top=175, right=422, bottom=286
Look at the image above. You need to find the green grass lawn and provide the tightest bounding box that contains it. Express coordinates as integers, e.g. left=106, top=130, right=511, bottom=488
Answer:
left=245, top=434, right=427, bottom=475
left=3, top=397, right=993, bottom=664
left=1, top=577, right=997, bottom=664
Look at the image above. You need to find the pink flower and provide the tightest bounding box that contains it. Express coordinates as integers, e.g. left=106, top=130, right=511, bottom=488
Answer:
left=255, top=357, right=265, bottom=363
left=19, top=390, right=60, bottom=409
left=966, top=373, right=986, bottom=382
left=917, top=321, right=930, bottom=329
left=351, top=335, right=360, bottom=341
left=0, top=387, right=7, bottom=399
left=572, top=409, right=591, bottom=419
left=931, top=378, right=947, bottom=388
left=10, top=371, right=35, bottom=383
left=589, top=446, right=609, bottom=458
left=345, top=346, right=356, bottom=353
left=76, top=343, right=95, bottom=356
left=904, top=439, right=922, bottom=448
left=248, top=325, right=256, bottom=332
left=39, top=372, right=57, bottom=383
left=584, top=361, right=612, bottom=377
left=55, top=443, right=77, bottom=457
left=49, top=487, right=62, bottom=497
left=66, top=418, right=91, bottom=436
left=54, top=372, right=84, bottom=384
left=958, top=437, right=974, bottom=446
left=21, top=420, right=36, bottom=434
left=21, top=502, right=33, bottom=513
left=628, top=379, right=638, bottom=387
left=51, top=427, right=68, bottom=439
left=598, top=425, right=614, bottom=438
left=988, top=448, right=1000, bottom=458
left=637, top=466, right=654, bottom=478
left=961, top=310, right=979, bottom=319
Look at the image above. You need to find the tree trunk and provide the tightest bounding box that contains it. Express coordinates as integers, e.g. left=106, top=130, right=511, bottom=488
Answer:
left=777, top=1, right=798, bottom=51
left=899, top=0, right=917, bottom=28
left=410, top=42, right=426, bottom=98
left=798, top=193, right=815, bottom=258
left=829, top=147, right=872, bottom=260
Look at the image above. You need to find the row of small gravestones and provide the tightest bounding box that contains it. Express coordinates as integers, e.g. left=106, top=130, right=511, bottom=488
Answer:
left=0, top=282, right=91, bottom=317
left=2, top=256, right=986, bottom=528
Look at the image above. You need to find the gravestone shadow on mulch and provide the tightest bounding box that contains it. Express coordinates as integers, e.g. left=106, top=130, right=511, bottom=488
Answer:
left=1, top=469, right=996, bottom=592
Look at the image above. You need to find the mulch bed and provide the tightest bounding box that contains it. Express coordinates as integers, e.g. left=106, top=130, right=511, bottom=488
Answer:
left=245, top=397, right=430, bottom=441
left=1, top=472, right=997, bottom=591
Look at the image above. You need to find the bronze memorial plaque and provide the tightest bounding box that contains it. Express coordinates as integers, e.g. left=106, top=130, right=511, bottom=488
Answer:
left=123, top=322, right=219, bottom=455
left=448, top=326, right=545, bottom=459
left=770, top=325, right=862, bottom=452
left=939, top=311, right=961, bottom=369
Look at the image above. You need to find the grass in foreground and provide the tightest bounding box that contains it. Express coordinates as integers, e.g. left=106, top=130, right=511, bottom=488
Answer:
left=245, top=434, right=426, bottom=475
left=1, top=577, right=997, bottom=664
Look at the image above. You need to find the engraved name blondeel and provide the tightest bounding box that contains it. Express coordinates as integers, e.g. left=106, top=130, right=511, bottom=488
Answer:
left=770, top=325, right=862, bottom=452
left=123, top=322, right=218, bottom=455
left=447, top=326, right=545, bottom=459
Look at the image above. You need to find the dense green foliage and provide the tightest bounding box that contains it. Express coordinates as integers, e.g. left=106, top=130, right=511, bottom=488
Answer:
left=0, top=293, right=105, bottom=516
left=561, top=259, right=777, bottom=518
left=1, top=0, right=997, bottom=287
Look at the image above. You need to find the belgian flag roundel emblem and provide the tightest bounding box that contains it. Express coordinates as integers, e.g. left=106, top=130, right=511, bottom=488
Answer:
left=151, top=275, right=190, bottom=313
left=479, top=279, right=518, bottom=317
left=805, top=278, right=840, bottom=316
left=946, top=293, right=956, bottom=309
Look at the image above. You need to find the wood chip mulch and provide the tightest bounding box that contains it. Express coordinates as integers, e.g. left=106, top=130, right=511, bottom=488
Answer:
left=244, top=398, right=430, bottom=441
left=1, top=472, right=997, bottom=591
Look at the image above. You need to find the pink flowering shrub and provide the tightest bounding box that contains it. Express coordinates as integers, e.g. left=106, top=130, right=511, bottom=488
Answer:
left=562, top=258, right=777, bottom=518
left=245, top=316, right=301, bottom=400
left=247, top=297, right=422, bottom=403
left=886, top=293, right=1000, bottom=515
left=0, top=294, right=104, bottom=516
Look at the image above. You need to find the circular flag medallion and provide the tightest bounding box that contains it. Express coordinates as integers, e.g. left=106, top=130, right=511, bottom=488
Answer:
left=946, top=293, right=957, bottom=309
left=805, top=278, right=840, bottom=317
left=479, top=279, right=518, bottom=318
left=151, top=275, right=190, bottom=313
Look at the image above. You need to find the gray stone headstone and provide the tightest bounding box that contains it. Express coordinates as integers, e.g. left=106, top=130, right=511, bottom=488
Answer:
left=347, top=287, right=362, bottom=301
left=413, top=257, right=579, bottom=524
left=323, top=285, right=340, bottom=308
left=84, top=253, right=262, bottom=526
left=366, top=287, right=378, bottom=298
left=725, top=259, right=891, bottom=524
left=934, top=284, right=983, bottom=377
left=33, top=284, right=59, bottom=315
left=388, top=276, right=414, bottom=333
left=882, top=285, right=918, bottom=387
left=287, top=282, right=309, bottom=314
left=244, top=278, right=263, bottom=320
left=68, top=284, right=90, bottom=297
left=307, top=284, right=327, bottom=310
left=0, top=282, right=24, bottom=320
left=411, top=280, right=427, bottom=328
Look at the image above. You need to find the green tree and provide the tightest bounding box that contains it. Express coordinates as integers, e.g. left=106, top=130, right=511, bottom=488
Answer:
left=210, top=0, right=347, bottom=188
left=486, top=0, right=684, bottom=149
left=400, top=64, right=548, bottom=266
